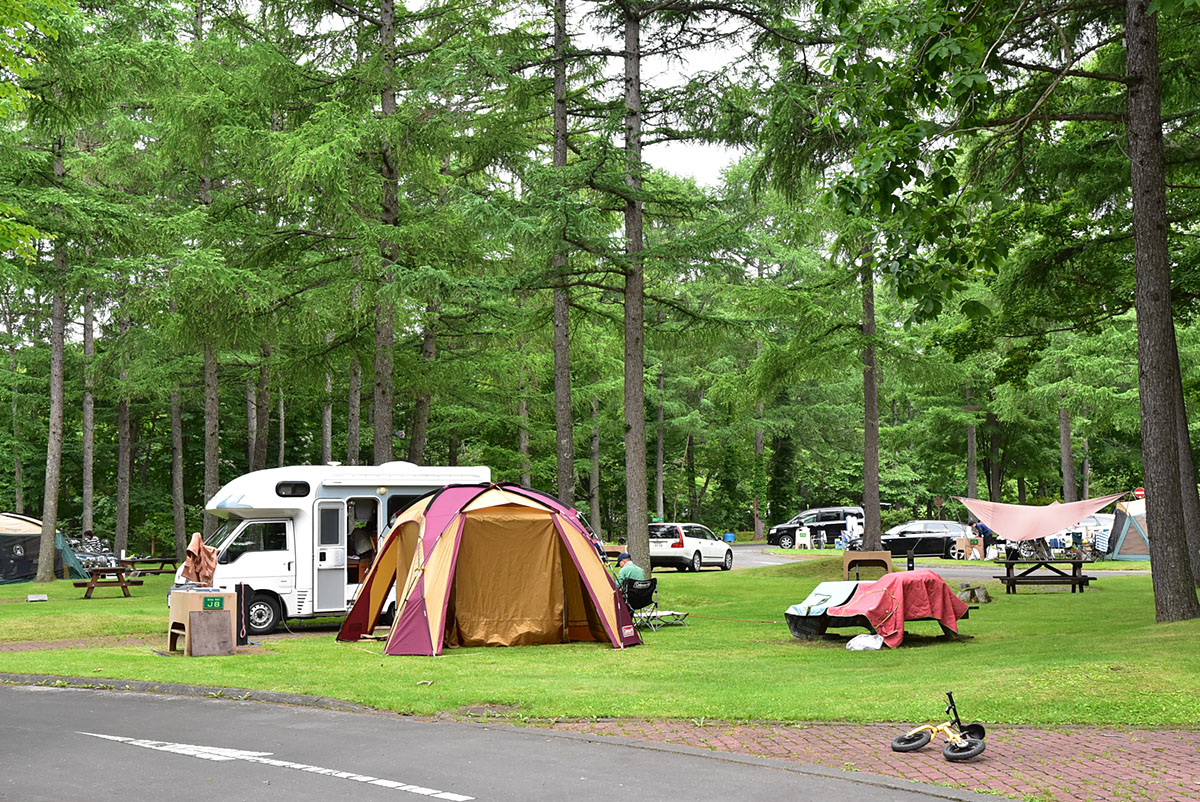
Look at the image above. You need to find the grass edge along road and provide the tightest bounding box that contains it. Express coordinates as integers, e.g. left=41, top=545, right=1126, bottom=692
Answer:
left=1, top=559, right=1196, bottom=727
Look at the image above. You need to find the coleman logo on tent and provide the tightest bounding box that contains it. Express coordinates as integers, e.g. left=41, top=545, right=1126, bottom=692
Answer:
left=622, top=625, right=636, bottom=639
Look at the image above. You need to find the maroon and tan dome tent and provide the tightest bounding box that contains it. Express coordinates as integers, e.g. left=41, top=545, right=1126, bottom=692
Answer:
left=337, top=483, right=641, bottom=655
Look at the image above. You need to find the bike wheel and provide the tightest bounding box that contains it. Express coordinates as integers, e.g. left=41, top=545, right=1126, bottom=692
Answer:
left=891, top=730, right=932, bottom=752
left=943, top=737, right=986, bottom=762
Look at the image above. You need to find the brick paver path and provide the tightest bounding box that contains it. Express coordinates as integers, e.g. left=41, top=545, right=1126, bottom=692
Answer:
left=548, top=719, right=1200, bottom=802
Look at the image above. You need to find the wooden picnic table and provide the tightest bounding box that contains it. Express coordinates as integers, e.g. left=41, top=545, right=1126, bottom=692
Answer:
left=73, top=565, right=144, bottom=598
left=992, top=558, right=1094, bottom=594
left=118, top=557, right=179, bottom=576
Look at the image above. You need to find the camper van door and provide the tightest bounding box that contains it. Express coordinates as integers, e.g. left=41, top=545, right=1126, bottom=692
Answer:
left=314, top=500, right=347, bottom=612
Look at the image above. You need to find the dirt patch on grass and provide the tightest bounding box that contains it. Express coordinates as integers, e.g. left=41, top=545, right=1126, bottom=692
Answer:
left=0, top=635, right=163, bottom=652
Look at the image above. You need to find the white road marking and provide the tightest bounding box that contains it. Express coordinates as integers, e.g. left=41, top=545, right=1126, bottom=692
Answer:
left=79, top=732, right=474, bottom=801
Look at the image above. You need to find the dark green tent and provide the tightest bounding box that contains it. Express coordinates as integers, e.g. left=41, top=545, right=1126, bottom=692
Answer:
left=0, top=513, right=87, bottom=584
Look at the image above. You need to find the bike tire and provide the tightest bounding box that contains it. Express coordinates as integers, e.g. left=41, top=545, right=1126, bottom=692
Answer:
left=943, top=737, right=986, bottom=762
left=891, top=730, right=932, bottom=752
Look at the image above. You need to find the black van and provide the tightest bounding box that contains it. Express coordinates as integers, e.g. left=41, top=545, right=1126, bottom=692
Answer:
left=767, top=506, right=864, bottom=549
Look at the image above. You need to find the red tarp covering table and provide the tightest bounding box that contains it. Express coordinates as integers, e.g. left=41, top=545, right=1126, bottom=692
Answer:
left=827, top=569, right=968, bottom=648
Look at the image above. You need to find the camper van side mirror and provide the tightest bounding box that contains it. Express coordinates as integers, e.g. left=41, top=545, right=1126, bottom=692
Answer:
left=217, top=551, right=230, bottom=565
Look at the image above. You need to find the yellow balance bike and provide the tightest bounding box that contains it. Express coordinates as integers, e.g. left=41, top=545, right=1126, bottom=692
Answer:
left=891, top=691, right=986, bottom=762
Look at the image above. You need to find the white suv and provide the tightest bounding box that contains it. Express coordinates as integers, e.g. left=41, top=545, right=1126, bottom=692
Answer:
left=649, top=523, right=734, bottom=572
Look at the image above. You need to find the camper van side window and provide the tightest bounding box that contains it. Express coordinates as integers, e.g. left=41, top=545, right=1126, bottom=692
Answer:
left=318, top=507, right=341, bottom=546
left=276, top=481, right=310, bottom=497
left=225, top=522, right=288, bottom=562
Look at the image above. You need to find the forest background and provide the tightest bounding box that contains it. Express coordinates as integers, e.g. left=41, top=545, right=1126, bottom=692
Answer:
left=1, top=0, right=1198, bottom=614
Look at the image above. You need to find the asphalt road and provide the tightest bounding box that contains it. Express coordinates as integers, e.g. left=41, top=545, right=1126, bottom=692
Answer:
left=2, top=685, right=997, bottom=802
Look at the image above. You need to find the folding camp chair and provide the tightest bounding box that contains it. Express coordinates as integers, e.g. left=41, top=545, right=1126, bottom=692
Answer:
left=623, top=578, right=688, bottom=630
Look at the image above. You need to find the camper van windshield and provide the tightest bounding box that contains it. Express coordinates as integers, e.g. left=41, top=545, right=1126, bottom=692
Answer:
left=205, top=519, right=238, bottom=548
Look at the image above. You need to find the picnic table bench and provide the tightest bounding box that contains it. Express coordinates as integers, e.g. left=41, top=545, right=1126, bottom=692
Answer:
left=993, top=559, right=1094, bottom=594
left=118, top=557, right=179, bottom=576
left=73, top=565, right=144, bottom=598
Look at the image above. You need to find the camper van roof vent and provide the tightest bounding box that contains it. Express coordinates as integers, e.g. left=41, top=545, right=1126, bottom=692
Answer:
left=276, top=481, right=311, bottom=498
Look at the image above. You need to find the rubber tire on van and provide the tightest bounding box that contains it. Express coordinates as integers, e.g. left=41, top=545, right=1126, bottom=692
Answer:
left=778, top=533, right=795, bottom=549
left=247, top=593, right=281, bottom=636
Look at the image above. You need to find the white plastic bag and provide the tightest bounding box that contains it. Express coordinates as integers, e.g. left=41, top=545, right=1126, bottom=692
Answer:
left=846, top=633, right=885, bottom=651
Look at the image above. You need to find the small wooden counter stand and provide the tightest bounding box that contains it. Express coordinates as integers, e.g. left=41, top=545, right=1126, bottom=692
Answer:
left=168, top=590, right=236, bottom=656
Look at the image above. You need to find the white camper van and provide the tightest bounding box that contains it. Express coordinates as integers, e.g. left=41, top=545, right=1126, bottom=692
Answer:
left=175, top=461, right=491, bottom=634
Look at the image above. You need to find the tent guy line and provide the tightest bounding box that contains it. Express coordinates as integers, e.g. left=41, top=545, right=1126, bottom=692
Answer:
left=77, top=732, right=475, bottom=801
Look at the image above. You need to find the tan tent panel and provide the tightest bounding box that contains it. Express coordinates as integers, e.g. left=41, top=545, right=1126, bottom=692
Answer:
left=462, top=486, right=544, bottom=512
left=0, top=514, right=42, bottom=536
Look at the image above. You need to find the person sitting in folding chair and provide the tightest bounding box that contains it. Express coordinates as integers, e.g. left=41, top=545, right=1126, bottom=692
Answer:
left=623, top=575, right=662, bottom=630
left=615, top=553, right=645, bottom=590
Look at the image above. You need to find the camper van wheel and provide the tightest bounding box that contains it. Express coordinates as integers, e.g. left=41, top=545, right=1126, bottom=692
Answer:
left=690, top=551, right=703, bottom=572
left=247, top=593, right=281, bottom=635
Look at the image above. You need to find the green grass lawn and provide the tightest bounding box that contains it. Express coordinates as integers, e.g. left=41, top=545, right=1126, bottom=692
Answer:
left=1, top=560, right=1195, bottom=727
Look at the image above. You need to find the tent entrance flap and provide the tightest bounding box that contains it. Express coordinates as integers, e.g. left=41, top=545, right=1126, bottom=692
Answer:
left=560, top=538, right=606, bottom=643
left=448, top=510, right=564, bottom=647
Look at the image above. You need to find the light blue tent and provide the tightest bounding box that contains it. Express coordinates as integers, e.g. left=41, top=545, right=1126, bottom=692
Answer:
left=1108, top=500, right=1150, bottom=561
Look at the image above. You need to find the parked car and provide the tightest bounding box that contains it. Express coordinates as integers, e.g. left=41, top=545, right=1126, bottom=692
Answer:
left=768, top=506, right=864, bottom=549
left=649, top=523, right=734, bottom=571
left=879, top=520, right=972, bottom=559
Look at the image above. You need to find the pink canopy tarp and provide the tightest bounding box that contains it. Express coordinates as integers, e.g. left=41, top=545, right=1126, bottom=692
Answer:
left=955, top=492, right=1125, bottom=542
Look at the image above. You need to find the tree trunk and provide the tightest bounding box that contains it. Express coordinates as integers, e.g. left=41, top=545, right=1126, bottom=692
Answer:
left=987, top=413, right=1002, bottom=502
left=1059, top=406, right=1077, bottom=502
left=1175, top=385, right=1200, bottom=585
left=203, top=343, right=220, bottom=536
left=170, top=388, right=186, bottom=561
left=373, top=297, right=395, bottom=465
left=374, top=0, right=399, bottom=467
left=322, top=334, right=333, bottom=465
left=552, top=286, right=573, bottom=502
left=685, top=432, right=696, bottom=518
left=246, top=375, right=256, bottom=470
left=408, top=315, right=437, bottom=466
left=253, top=349, right=271, bottom=471
left=35, top=281, right=65, bottom=583
left=81, top=291, right=94, bottom=533
left=655, top=366, right=664, bottom=519
left=115, top=316, right=132, bottom=556
left=754, top=400, right=764, bottom=541
left=552, top=0, right=574, bottom=505
left=590, top=393, right=602, bottom=539
left=518, top=391, right=531, bottom=486
left=347, top=352, right=361, bottom=466
left=277, top=390, right=285, bottom=467
left=5, top=302, right=22, bottom=514
left=448, top=437, right=459, bottom=466
left=861, top=256, right=881, bottom=551
left=1081, top=436, right=1091, bottom=500
left=622, top=3, right=649, bottom=570
left=1125, top=0, right=1199, bottom=621
left=965, top=384, right=977, bottom=502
